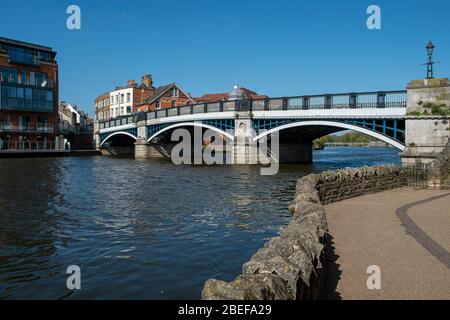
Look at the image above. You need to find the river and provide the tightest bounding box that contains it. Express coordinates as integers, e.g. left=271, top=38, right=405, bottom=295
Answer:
left=0, top=147, right=400, bottom=299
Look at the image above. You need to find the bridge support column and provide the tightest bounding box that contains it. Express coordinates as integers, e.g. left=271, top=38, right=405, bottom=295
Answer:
left=134, top=139, right=150, bottom=159
left=93, top=120, right=100, bottom=150
left=401, top=78, right=450, bottom=166
left=232, top=113, right=259, bottom=164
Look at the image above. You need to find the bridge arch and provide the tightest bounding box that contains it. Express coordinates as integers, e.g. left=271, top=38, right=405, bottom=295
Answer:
left=253, top=120, right=405, bottom=151
left=100, top=131, right=137, bottom=146
left=148, top=122, right=235, bottom=142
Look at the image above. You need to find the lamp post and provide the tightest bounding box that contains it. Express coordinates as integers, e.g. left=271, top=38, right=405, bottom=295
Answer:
left=426, top=41, right=435, bottom=79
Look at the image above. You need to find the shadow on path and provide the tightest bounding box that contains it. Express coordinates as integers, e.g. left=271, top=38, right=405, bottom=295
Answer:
left=323, top=234, right=342, bottom=300
left=396, top=192, right=450, bottom=270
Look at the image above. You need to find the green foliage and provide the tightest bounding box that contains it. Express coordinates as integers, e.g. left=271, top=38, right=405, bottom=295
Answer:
left=318, top=132, right=376, bottom=144
left=407, top=111, right=422, bottom=116
left=431, top=104, right=449, bottom=116
left=408, top=103, right=449, bottom=117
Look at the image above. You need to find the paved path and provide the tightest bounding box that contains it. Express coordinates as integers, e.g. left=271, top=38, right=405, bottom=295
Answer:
left=325, top=188, right=450, bottom=300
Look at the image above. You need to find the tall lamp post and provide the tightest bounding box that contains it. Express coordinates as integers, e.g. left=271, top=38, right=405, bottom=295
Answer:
left=425, top=41, right=435, bottom=79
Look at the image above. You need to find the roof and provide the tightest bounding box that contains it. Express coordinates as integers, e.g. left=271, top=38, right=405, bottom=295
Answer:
left=142, top=84, right=175, bottom=105
left=141, top=83, right=195, bottom=106
left=195, top=86, right=268, bottom=103
left=0, top=36, right=55, bottom=53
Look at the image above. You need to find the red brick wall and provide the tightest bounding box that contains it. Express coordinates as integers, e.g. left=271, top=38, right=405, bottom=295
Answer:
left=0, top=55, right=59, bottom=145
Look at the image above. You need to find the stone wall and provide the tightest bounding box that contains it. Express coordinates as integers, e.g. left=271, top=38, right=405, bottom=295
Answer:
left=316, top=165, right=407, bottom=205
left=428, top=140, right=450, bottom=190
left=201, top=164, right=407, bottom=300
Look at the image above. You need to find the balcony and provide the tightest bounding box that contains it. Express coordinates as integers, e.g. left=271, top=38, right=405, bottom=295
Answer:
left=0, top=140, right=56, bottom=151
left=8, top=51, right=41, bottom=66
left=0, top=122, right=12, bottom=132
left=0, top=122, right=55, bottom=134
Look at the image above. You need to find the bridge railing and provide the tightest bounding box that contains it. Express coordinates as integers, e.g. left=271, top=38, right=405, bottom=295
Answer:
left=98, top=90, right=407, bottom=130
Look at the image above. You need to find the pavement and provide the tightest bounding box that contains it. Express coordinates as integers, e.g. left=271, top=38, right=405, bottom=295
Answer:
left=324, top=188, right=450, bottom=300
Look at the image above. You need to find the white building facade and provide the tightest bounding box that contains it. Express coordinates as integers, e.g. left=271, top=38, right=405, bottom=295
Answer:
left=109, top=87, right=134, bottom=118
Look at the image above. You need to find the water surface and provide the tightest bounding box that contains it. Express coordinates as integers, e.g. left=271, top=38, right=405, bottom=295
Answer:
left=0, top=147, right=400, bottom=299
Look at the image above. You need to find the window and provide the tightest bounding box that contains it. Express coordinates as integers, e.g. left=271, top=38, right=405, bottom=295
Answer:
left=17, top=88, right=24, bottom=99
left=35, top=72, right=47, bottom=87
left=25, top=88, right=32, bottom=99
left=0, top=67, right=18, bottom=83
left=20, top=71, right=27, bottom=85
left=155, top=99, right=160, bottom=109
left=171, top=87, right=179, bottom=97
left=9, top=87, right=17, bottom=98
left=46, top=91, right=53, bottom=102
left=29, top=72, right=35, bottom=86
left=127, top=106, right=131, bottom=114
left=37, top=116, right=48, bottom=123
left=171, top=100, right=177, bottom=108
left=120, top=94, right=124, bottom=104
left=126, top=93, right=131, bottom=103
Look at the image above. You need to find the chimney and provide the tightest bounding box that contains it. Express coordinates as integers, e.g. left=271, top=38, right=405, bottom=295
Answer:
left=127, top=79, right=136, bottom=87
left=141, top=74, right=153, bottom=89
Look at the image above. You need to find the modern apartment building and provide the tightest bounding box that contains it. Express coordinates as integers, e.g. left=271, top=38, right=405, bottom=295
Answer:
left=0, top=37, right=58, bottom=151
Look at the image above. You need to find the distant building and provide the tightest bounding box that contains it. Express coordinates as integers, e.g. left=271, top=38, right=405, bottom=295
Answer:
left=0, top=37, right=59, bottom=151
left=136, top=83, right=195, bottom=112
left=94, top=75, right=154, bottom=120
left=194, top=85, right=267, bottom=103
left=59, top=102, right=93, bottom=150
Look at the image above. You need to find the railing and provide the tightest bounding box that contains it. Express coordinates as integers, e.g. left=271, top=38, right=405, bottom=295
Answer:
left=8, top=51, right=41, bottom=66
left=0, top=140, right=56, bottom=151
left=58, top=122, right=93, bottom=135
left=98, top=90, right=407, bottom=130
left=0, top=122, right=54, bottom=133
left=405, top=163, right=430, bottom=189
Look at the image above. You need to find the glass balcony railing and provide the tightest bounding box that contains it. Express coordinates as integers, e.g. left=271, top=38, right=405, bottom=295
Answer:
left=8, top=51, right=41, bottom=66
left=0, top=140, right=56, bottom=151
left=0, top=122, right=55, bottom=133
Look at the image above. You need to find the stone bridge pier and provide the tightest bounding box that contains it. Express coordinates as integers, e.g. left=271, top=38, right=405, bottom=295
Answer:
left=401, top=78, right=450, bottom=164
left=401, top=78, right=450, bottom=189
left=232, top=112, right=312, bottom=164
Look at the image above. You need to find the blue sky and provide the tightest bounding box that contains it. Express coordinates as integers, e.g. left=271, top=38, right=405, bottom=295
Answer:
left=1, top=0, right=449, bottom=116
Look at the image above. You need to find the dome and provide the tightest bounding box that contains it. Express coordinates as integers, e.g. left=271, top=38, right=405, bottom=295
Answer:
left=228, top=84, right=244, bottom=101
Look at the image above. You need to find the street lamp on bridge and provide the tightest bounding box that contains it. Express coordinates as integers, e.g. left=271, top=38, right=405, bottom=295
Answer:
left=424, top=41, right=437, bottom=79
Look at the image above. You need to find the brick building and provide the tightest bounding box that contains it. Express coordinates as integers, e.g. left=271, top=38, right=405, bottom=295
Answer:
left=0, top=37, right=58, bottom=151
left=136, top=83, right=195, bottom=112
left=94, top=75, right=155, bottom=120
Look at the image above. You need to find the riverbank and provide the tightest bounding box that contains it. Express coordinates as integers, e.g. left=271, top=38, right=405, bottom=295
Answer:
left=0, top=150, right=101, bottom=158
left=202, top=165, right=408, bottom=299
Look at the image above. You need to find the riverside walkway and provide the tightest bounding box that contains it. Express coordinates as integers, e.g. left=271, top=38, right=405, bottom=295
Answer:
left=325, top=188, right=450, bottom=300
